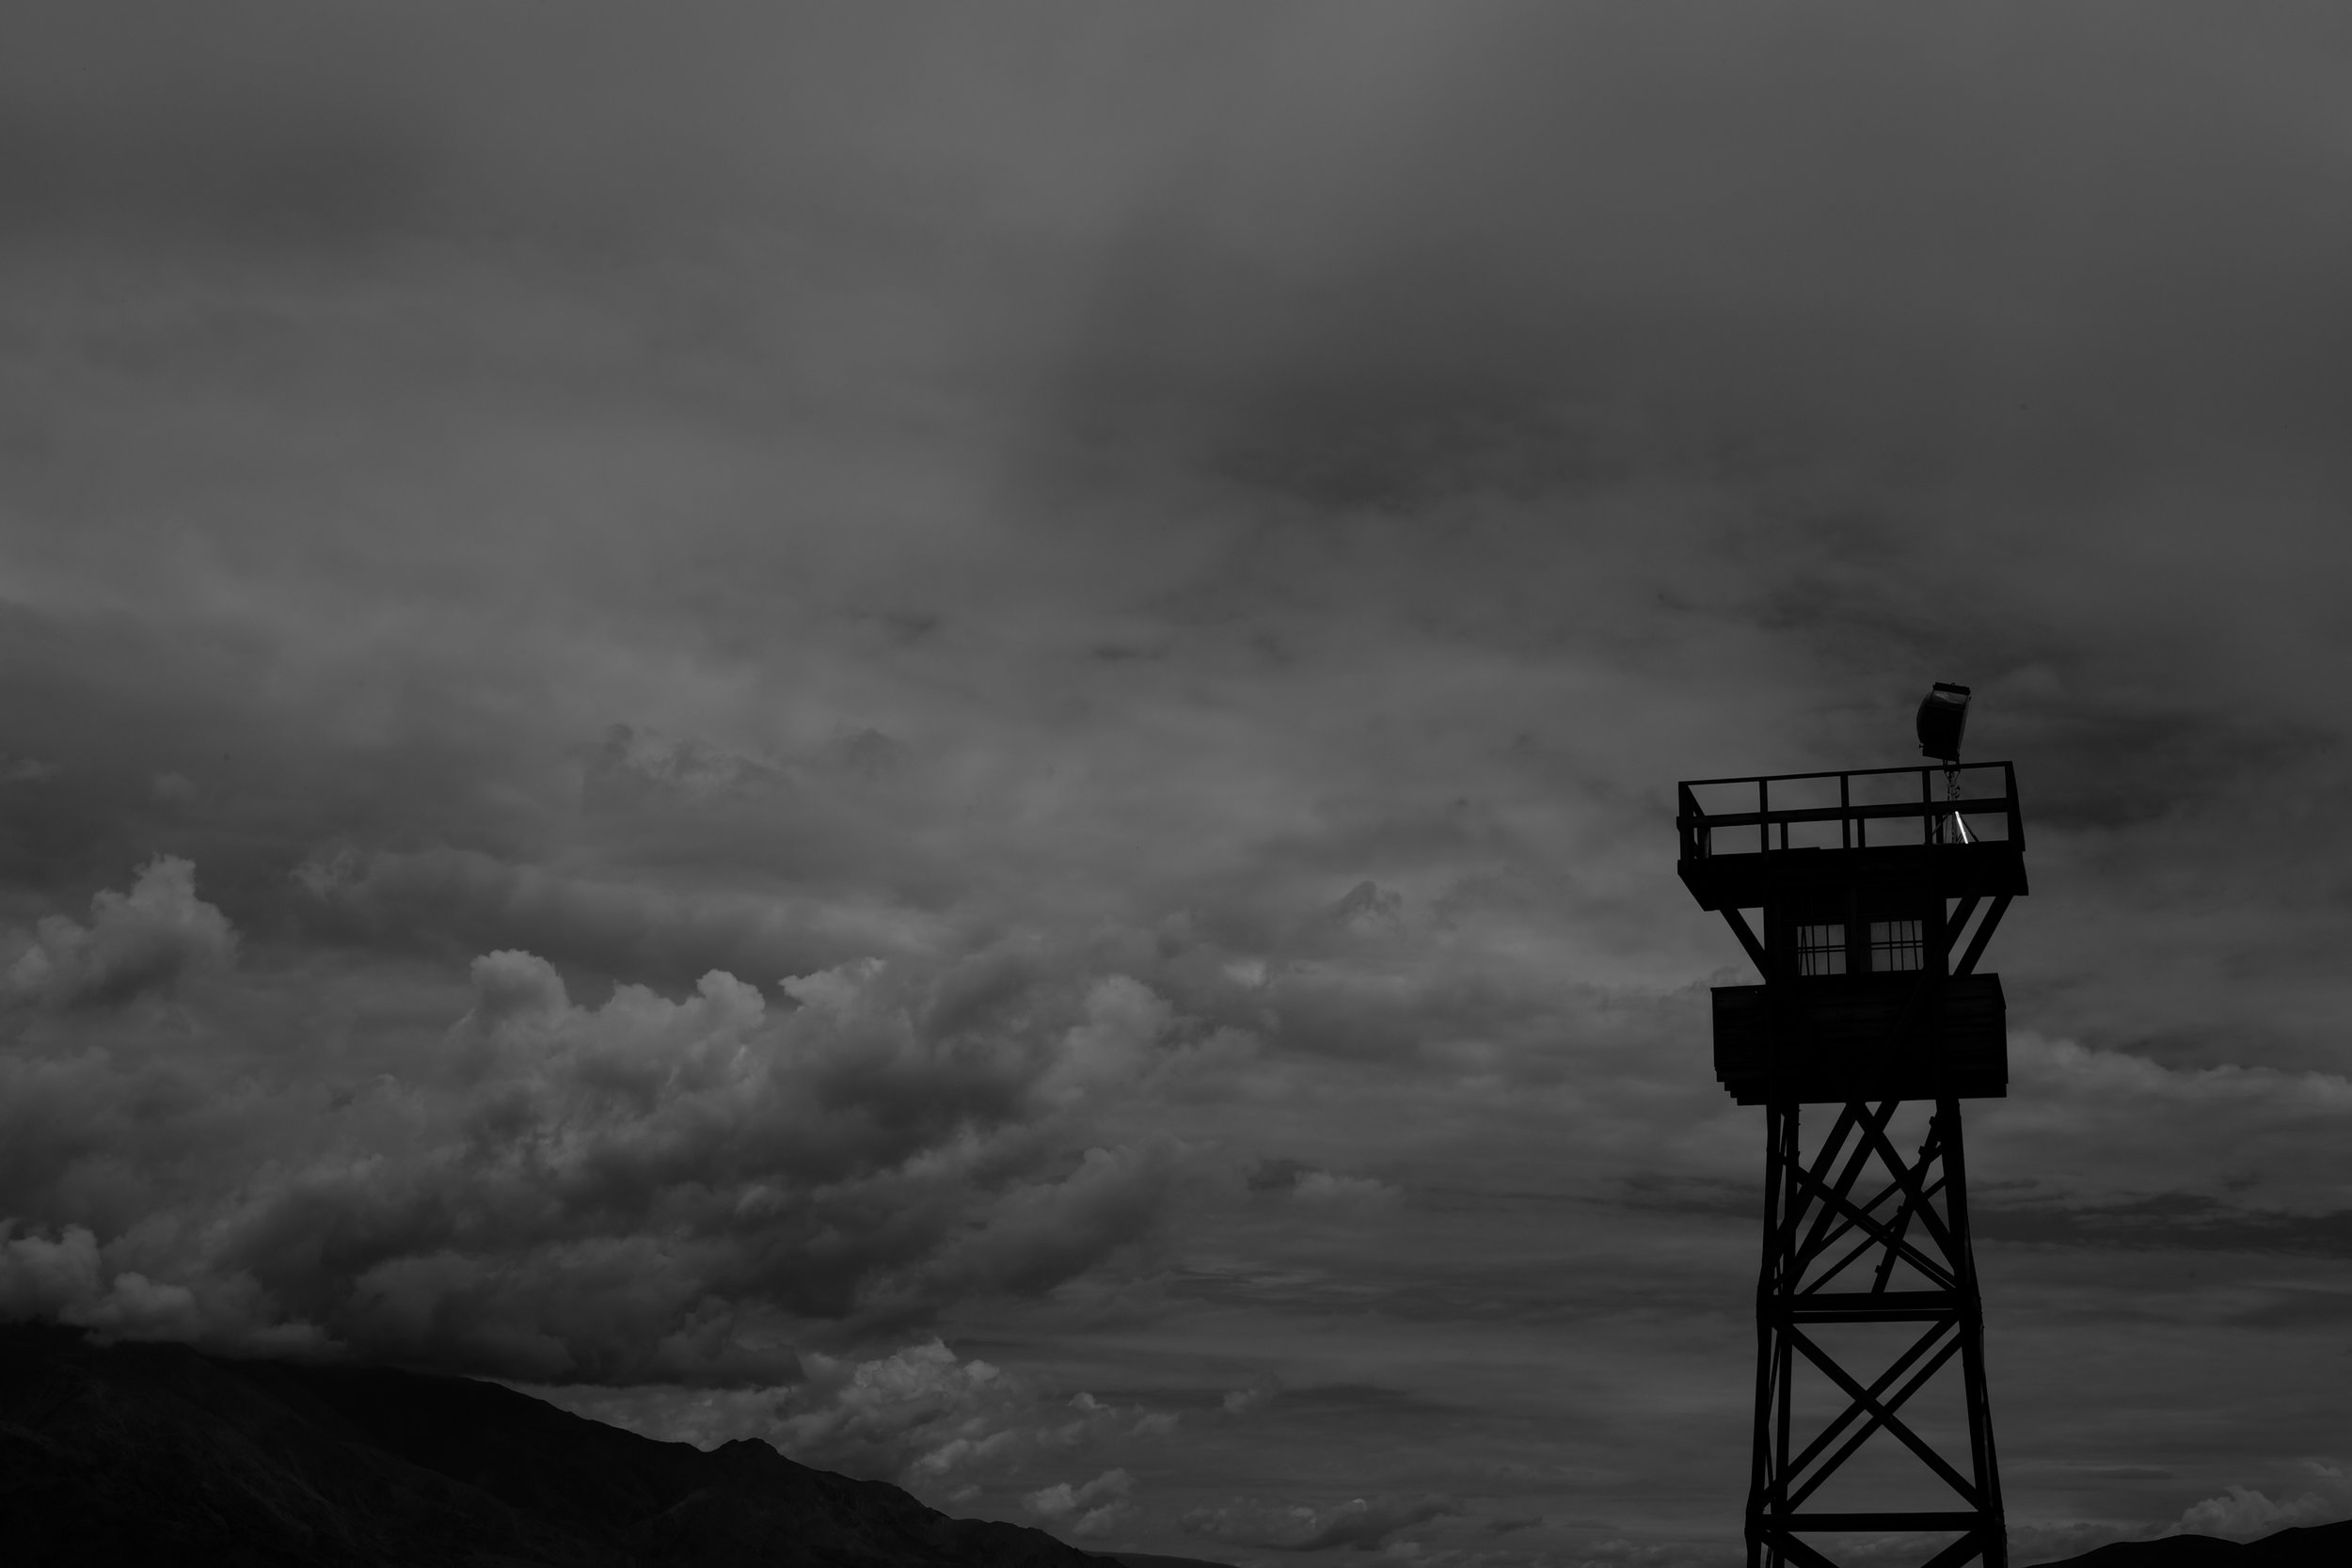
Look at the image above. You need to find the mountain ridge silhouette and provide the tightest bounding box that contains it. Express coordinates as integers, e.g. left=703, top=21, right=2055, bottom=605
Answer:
left=2026, top=1517, right=2351, bottom=1568
left=0, top=1322, right=1215, bottom=1568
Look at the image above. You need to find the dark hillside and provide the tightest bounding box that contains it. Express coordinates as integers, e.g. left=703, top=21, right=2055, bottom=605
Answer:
left=2027, top=1519, right=2352, bottom=1568
left=0, top=1323, right=1143, bottom=1568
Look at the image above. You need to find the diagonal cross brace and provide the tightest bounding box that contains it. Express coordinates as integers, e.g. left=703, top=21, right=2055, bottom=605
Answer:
left=1720, top=907, right=1771, bottom=974
left=1803, top=1170, right=1948, bottom=1295
left=1799, top=1178, right=1910, bottom=1293
left=1872, top=1124, right=1947, bottom=1292
left=1782, top=1323, right=1965, bottom=1512
left=1798, top=1116, right=1947, bottom=1290
left=1788, top=1103, right=1885, bottom=1268
left=1786, top=1327, right=1984, bottom=1508
left=1847, top=1108, right=1963, bottom=1266
left=1954, top=895, right=2012, bottom=978
left=1782, top=1157, right=1957, bottom=1292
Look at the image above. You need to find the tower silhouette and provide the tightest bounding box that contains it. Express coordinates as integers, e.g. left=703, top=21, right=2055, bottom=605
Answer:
left=1676, top=689, right=2025, bottom=1568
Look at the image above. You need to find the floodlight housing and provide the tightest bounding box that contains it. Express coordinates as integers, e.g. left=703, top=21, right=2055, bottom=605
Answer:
left=1916, top=681, right=1971, bottom=763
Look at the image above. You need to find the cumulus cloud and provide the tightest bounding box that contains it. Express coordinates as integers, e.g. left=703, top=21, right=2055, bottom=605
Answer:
left=2, top=857, right=235, bottom=1008
left=523, top=1337, right=1181, bottom=1498
left=1325, top=880, right=1406, bottom=941
left=1033, top=976, right=1175, bottom=1106
left=2173, top=1461, right=2352, bottom=1542
left=1185, top=1493, right=1465, bottom=1553
left=777, top=1340, right=1027, bottom=1481
left=513, top=1337, right=1030, bottom=1481
left=1047, top=1389, right=1178, bottom=1446
left=1026, top=1466, right=1136, bottom=1538
left=0, top=1223, right=177, bottom=1330
left=1247, top=1159, right=1401, bottom=1209
left=0, top=868, right=1190, bottom=1380
left=0, top=1222, right=320, bottom=1354
left=1222, top=1377, right=1280, bottom=1417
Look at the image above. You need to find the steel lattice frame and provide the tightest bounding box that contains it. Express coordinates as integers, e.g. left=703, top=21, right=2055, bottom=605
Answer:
left=1747, top=1096, right=2004, bottom=1568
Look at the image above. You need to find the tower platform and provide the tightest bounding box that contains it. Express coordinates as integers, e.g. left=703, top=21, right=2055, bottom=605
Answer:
left=1677, top=761, right=2026, bottom=1107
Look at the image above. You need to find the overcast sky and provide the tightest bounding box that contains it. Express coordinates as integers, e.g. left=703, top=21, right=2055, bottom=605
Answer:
left=5, top=6, right=2352, bottom=1566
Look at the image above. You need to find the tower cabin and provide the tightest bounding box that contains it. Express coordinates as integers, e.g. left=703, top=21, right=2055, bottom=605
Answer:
left=1675, top=761, right=2026, bottom=1104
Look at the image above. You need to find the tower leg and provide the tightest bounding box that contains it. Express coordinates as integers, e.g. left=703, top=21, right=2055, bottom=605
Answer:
left=1747, top=1100, right=2005, bottom=1568
left=1749, top=1101, right=1797, bottom=1568
left=1940, top=1100, right=2006, bottom=1568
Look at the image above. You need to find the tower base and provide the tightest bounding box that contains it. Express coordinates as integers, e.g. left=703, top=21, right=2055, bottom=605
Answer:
left=1747, top=1099, right=2004, bottom=1568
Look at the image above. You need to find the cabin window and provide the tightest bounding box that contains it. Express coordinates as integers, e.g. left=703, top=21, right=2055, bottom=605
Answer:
left=1870, top=919, right=1925, bottom=972
left=1797, top=923, right=1847, bottom=976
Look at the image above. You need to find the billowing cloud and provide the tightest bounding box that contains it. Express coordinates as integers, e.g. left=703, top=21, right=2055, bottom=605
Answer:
left=780, top=1340, right=1028, bottom=1481
left=0, top=864, right=1194, bottom=1382
left=0, top=1221, right=310, bottom=1352
left=1026, top=1466, right=1136, bottom=1538
left=2, top=856, right=235, bottom=1008
left=2175, top=1462, right=2352, bottom=1542
left=1222, top=1378, right=1280, bottom=1417
left=522, top=1338, right=1184, bottom=1504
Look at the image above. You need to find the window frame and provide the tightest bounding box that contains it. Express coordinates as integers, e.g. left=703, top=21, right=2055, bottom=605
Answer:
left=1868, top=917, right=1926, bottom=973
left=1795, top=922, right=1848, bottom=977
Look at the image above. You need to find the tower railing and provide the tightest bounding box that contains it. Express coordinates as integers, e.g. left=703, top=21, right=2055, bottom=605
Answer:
left=1677, top=763, right=2023, bottom=863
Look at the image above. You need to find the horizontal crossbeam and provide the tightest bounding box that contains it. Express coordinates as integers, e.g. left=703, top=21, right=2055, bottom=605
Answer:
left=1761, top=1512, right=1988, bottom=1531
left=1772, top=1291, right=1965, bottom=1323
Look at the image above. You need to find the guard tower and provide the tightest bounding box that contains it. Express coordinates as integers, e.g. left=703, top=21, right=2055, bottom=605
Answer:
left=1675, top=686, right=2026, bottom=1568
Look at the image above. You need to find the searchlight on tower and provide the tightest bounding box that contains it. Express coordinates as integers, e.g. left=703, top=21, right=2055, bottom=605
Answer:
left=1918, top=683, right=1976, bottom=845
